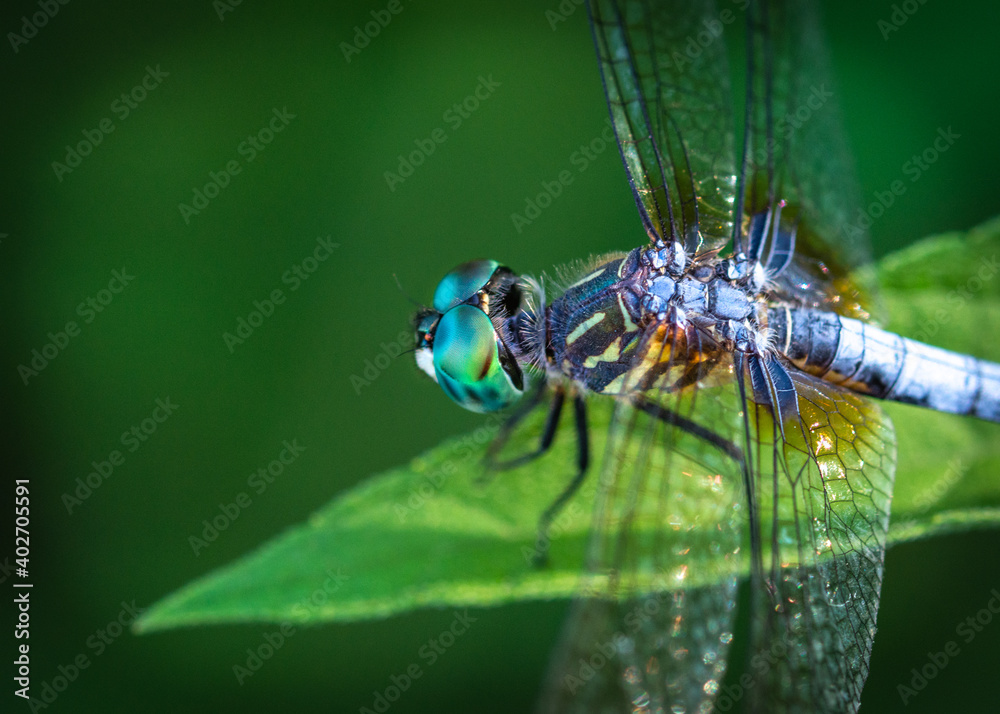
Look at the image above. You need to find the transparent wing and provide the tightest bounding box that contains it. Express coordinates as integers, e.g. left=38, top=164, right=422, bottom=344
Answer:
left=536, top=324, right=896, bottom=712
left=537, top=324, right=747, bottom=713
left=737, top=14, right=897, bottom=701
left=741, top=0, right=877, bottom=316
left=742, top=367, right=896, bottom=712
left=587, top=0, right=737, bottom=254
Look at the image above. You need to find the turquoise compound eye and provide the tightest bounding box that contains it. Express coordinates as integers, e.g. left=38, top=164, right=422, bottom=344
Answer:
left=432, top=260, right=501, bottom=312
left=432, top=305, right=522, bottom=413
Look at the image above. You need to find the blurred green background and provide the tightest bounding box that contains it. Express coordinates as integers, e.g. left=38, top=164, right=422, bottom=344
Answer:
left=3, top=0, right=999, bottom=712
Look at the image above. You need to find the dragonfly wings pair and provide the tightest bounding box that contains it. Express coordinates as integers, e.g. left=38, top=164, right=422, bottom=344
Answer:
left=538, top=1, right=895, bottom=712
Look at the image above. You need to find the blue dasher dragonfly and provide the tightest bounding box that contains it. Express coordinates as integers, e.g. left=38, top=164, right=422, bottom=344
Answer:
left=412, top=0, right=1000, bottom=711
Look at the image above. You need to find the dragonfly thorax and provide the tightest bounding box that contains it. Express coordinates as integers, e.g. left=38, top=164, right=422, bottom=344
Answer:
left=415, top=242, right=776, bottom=412
left=639, top=240, right=687, bottom=275
left=640, top=270, right=757, bottom=324
left=541, top=245, right=773, bottom=398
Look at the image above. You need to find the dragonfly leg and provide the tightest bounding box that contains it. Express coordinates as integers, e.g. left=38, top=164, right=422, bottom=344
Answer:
left=532, top=394, right=589, bottom=567
left=532, top=394, right=745, bottom=567
left=734, top=359, right=765, bottom=587
left=480, top=384, right=564, bottom=485
left=631, top=395, right=743, bottom=462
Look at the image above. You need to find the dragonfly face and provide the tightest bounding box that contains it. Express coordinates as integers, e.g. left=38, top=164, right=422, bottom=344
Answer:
left=415, top=259, right=530, bottom=413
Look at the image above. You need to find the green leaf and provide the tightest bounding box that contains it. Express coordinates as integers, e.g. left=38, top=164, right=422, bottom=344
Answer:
left=136, top=216, right=1000, bottom=634
left=136, top=404, right=617, bottom=633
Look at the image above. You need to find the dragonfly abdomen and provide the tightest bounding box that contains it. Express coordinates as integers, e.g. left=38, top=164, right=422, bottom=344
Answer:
left=770, top=307, right=1000, bottom=422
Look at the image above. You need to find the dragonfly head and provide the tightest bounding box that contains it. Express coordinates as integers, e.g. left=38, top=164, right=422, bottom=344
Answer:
left=414, top=260, right=527, bottom=413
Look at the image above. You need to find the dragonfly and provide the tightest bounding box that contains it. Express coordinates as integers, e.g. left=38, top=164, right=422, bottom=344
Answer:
left=412, top=0, right=1000, bottom=711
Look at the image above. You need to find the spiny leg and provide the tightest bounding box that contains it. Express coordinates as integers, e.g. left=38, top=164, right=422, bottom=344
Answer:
left=631, top=395, right=744, bottom=463
left=532, top=393, right=589, bottom=567
left=481, top=385, right=565, bottom=485
left=532, top=391, right=748, bottom=568
left=734, top=355, right=768, bottom=688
